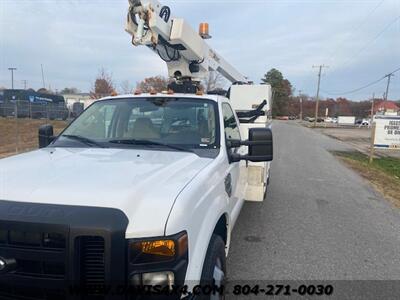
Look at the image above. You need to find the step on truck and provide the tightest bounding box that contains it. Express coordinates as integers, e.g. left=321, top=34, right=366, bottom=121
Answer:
left=0, top=0, right=273, bottom=299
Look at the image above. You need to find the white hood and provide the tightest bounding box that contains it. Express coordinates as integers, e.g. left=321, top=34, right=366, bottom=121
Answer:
left=0, top=147, right=212, bottom=238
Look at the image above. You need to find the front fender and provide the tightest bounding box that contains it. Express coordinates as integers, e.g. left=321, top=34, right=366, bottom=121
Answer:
left=165, top=158, right=231, bottom=282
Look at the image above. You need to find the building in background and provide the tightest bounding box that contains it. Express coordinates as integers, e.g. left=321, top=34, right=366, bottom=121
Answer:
left=374, top=100, right=400, bottom=116
left=62, top=93, right=97, bottom=110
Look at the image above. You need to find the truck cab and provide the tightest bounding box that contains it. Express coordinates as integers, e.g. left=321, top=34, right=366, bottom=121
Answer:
left=0, top=92, right=272, bottom=299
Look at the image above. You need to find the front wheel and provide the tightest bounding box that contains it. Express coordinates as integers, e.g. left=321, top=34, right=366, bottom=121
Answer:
left=199, top=234, right=226, bottom=300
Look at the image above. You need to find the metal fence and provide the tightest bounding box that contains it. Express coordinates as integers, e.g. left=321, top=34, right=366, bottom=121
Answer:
left=0, top=100, right=69, bottom=120
left=0, top=100, right=71, bottom=158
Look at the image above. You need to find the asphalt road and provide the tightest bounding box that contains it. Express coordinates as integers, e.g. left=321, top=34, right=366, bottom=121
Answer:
left=227, top=121, right=400, bottom=290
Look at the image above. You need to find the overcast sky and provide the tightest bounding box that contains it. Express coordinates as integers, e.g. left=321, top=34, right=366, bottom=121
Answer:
left=0, top=0, right=399, bottom=100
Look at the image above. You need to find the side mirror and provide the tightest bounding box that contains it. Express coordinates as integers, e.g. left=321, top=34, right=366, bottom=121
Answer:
left=38, top=124, right=55, bottom=148
left=228, top=128, right=273, bottom=162
left=248, top=128, right=273, bottom=162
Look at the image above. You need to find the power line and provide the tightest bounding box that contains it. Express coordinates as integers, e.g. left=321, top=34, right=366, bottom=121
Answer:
left=327, top=0, right=386, bottom=64
left=337, top=15, right=400, bottom=69
left=322, top=77, right=385, bottom=96
left=322, top=66, right=400, bottom=96
left=21, top=80, right=28, bottom=89
left=388, top=67, right=400, bottom=75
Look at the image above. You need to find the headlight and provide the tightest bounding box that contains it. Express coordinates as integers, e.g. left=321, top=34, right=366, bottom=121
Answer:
left=131, top=271, right=175, bottom=289
left=128, top=232, right=189, bottom=294
left=129, top=232, right=188, bottom=264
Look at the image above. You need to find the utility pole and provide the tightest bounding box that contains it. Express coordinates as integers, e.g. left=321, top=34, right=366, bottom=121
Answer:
left=369, top=92, right=376, bottom=163
left=371, top=93, right=375, bottom=119
left=21, top=80, right=28, bottom=90
left=368, top=93, right=375, bottom=127
left=41, top=64, right=46, bottom=88
left=384, top=73, right=394, bottom=101
left=312, top=65, right=329, bottom=127
left=298, top=90, right=303, bottom=121
left=8, top=67, right=17, bottom=90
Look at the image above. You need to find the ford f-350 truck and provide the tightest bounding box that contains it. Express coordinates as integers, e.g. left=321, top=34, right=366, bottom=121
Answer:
left=0, top=91, right=272, bottom=299
left=0, top=0, right=274, bottom=298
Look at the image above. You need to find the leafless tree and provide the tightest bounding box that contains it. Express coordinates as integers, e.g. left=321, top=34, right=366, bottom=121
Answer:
left=120, top=80, right=134, bottom=94
left=203, top=71, right=226, bottom=92
left=60, top=87, right=80, bottom=94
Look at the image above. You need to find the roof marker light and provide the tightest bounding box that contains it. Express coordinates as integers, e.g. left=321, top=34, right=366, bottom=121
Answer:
left=199, top=23, right=211, bottom=39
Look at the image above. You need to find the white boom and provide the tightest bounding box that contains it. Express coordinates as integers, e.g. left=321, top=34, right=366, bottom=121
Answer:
left=125, top=0, right=273, bottom=203
left=125, top=0, right=247, bottom=83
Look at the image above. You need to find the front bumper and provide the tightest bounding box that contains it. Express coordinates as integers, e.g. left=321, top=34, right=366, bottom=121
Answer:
left=0, top=200, right=187, bottom=300
left=0, top=200, right=128, bottom=299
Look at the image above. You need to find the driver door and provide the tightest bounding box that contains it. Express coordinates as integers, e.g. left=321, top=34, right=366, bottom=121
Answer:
left=221, top=103, right=246, bottom=223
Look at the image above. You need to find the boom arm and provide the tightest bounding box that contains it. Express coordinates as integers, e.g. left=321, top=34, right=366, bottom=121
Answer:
left=125, top=0, right=247, bottom=84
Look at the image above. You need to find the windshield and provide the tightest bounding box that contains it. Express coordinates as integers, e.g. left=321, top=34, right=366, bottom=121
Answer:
left=55, top=97, right=220, bottom=150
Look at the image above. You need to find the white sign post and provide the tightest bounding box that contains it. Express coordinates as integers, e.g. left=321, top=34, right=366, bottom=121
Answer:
left=369, top=122, right=376, bottom=164
left=369, top=116, right=400, bottom=164
left=374, top=116, right=400, bottom=150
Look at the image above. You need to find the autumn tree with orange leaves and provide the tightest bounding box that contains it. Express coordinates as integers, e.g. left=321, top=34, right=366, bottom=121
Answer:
left=91, top=68, right=115, bottom=99
left=136, top=76, right=170, bottom=93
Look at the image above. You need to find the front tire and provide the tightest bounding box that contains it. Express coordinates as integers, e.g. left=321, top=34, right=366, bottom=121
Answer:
left=199, top=234, right=226, bottom=300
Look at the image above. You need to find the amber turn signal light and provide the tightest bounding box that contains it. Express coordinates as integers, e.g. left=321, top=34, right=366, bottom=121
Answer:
left=141, top=240, right=175, bottom=257
left=129, top=232, right=188, bottom=264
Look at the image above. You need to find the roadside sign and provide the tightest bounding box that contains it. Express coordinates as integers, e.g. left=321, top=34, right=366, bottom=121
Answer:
left=374, top=116, right=400, bottom=149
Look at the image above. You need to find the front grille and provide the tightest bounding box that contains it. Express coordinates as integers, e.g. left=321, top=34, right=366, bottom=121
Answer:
left=0, top=201, right=129, bottom=300
left=0, top=227, right=67, bottom=279
left=0, top=229, right=66, bottom=250
left=0, top=223, right=68, bottom=299
left=0, top=226, right=108, bottom=299
left=78, top=236, right=106, bottom=295
left=15, top=259, right=65, bottom=278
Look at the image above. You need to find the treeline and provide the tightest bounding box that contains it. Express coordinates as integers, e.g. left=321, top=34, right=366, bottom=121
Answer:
left=50, top=68, right=399, bottom=118
left=262, top=68, right=399, bottom=118
left=287, top=97, right=380, bottom=119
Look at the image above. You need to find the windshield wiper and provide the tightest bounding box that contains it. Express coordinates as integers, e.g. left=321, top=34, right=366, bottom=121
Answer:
left=108, top=139, right=195, bottom=153
left=62, top=135, right=107, bottom=148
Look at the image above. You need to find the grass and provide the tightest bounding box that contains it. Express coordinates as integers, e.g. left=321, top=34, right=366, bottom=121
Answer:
left=0, top=117, right=68, bottom=158
left=335, top=151, right=400, bottom=179
left=333, top=151, right=400, bottom=208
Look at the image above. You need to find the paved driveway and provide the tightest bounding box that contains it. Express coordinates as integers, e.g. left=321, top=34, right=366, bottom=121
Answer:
left=228, top=121, right=400, bottom=282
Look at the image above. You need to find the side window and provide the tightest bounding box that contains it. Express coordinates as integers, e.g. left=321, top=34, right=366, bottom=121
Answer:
left=222, top=103, right=241, bottom=140
left=67, top=104, right=116, bottom=139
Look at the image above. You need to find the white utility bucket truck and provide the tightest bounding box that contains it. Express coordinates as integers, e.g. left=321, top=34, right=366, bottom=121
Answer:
left=0, top=0, right=273, bottom=299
